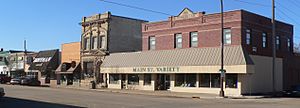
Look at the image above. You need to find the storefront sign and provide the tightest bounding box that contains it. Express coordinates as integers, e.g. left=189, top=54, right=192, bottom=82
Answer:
left=133, top=67, right=180, bottom=73
left=33, top=57, right=52, bottom=63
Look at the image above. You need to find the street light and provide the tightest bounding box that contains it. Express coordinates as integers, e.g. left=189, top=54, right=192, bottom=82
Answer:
left=219, top=0, right=225, bottom=97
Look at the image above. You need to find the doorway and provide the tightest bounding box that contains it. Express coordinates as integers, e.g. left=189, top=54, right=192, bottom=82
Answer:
left=156, top=74, right=170, bottom=90
left=121, top=74, right=127, bottom=89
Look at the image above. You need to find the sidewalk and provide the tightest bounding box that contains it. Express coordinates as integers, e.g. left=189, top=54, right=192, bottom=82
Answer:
left=56, top=86, right=265, bottom=99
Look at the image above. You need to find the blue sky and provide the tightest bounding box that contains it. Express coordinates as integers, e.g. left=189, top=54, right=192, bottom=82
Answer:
left=0, top=0, right=299, bottom=51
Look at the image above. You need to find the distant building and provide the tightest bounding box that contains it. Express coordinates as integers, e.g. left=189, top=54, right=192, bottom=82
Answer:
left=80, top=12, right=147, bottom=87
left=101, top=8, right=299, bottom=96
left=9, top=51, right=37, bottom=78
left=0, top=50, right=9, bottom=76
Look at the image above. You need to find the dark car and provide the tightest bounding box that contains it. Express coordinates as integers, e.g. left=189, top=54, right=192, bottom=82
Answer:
left=0, top=87, right=4, bottom=98
left=282, top=85, right=300, bottom=97
left=27, top=78, right=41, bottom=86
left=0, top=74, right=11, bottom=84
left=20, top=77, right=31, bottom=85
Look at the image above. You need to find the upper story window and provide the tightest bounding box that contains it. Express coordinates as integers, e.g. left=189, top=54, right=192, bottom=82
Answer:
left=149, top=36, right=156, bottom=50
left=246, top=29, right=251, bottom=45
left=190, top=32, right=198, bottom=47
left=276, top=36, right=280, bottom=50
left=287, top=38, right=291, bottom=51
left=84, top=38, right=90, bottom=50
left=262, top=32, right=267, bottom=48
left=224, top=29, right=231, bottom=45
left=99, top=36, right=105, bottom=49
left=91, top=37, right=98, bottom=50
left=175, top=33, right=182, bottom=48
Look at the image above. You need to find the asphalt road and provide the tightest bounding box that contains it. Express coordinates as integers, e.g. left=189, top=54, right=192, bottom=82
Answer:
left=1, top=84, right=300, bottom=108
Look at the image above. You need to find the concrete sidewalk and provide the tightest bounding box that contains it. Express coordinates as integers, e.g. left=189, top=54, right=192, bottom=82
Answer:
left=56, top=86, right=265, bottom=99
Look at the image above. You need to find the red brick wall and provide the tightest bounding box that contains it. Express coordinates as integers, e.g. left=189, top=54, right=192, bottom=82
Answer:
left=142, top=10, right=242, bottom=51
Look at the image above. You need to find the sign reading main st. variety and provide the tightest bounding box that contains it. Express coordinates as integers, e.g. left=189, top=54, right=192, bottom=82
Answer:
left=133, top=67, right=180, bottom=73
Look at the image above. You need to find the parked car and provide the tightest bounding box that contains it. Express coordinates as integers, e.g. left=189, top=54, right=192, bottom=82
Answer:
left=282, top=85, right=300, bottom=97
left=0, top=74, right=11, bottom=84
left=27, top=78, right=41, bottom=86
left=20, top=77, right=31, bottom=85
left=10, top=78, right=21, bottom=85
left=0, top=87, right=4, bottom=97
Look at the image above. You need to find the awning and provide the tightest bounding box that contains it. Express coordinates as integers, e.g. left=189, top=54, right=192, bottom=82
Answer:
left=101, top=45, right=254, bottom=74
left=55, top=63, right=80, bottom=74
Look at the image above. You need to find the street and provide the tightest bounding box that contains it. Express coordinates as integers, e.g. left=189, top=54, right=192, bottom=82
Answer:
left=1, top=84, right=300, bottom=108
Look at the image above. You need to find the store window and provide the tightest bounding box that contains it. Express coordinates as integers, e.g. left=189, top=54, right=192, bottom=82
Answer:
left=144, top=74, right=152, bottom=85
left=226, top=74, right=238, bottom=88
left=186, top=74, right=196, bottom=87
left=149, top=36, right=156, bottom=50
left=175, top=33, right=182, bottom=48
left=262, top=32, right=267, bottom=48
left=128, top=74, right=139, bottom=85
left=246, top=29, right=251, bottom=45
left=175, top=74, right=184, bottom=87
left=199, top=74, right=210, bottom=87
left=84, top=62, right=93, bottom=78
left=109, top=74, right=119, bottom=84
left=190, top=32, right=198, bottom=47
left=175, top=74, right=196, bottom=87
left=91, top=37, right=97, bottom=50
left=224, top=29, right=231, bottom=45
left=211, top=74, right=220, bottom=88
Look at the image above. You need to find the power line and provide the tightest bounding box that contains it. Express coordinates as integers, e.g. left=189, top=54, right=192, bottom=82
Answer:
left=232, top=0, right=271, bottom=7
left=275, top=1, right=300, bottom=18
left=277, top=9, right=300, bottom=25
left=98, top=0, right=173, bottom=16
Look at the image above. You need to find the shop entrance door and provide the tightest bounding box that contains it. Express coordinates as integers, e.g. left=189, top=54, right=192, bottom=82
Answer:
left=121, top=74, right=127, bottom=89
left=156, top=74, right=170, bottom=90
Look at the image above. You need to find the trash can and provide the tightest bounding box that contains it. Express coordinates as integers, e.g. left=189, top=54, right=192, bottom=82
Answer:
left=91, top=81, right=96, bottom=89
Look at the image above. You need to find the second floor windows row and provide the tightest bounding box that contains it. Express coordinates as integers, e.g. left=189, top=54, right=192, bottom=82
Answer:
left=148, top=29, right=232, bottom=50
left=83, top=36, right=105, bottom=50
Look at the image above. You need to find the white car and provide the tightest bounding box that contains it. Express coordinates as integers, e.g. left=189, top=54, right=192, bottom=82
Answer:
left=0, top=87, right=4, bottom=97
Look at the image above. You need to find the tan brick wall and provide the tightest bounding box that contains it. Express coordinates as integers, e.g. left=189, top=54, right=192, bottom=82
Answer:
left=61, top=42, right=80, bottom=63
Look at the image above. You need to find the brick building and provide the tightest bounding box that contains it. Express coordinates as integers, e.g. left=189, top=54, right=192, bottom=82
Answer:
left=55, top=42, right=81, bottom=87
left=101, top=8, right=300, bottom=96
left=80, top=12, right=147, bottom=87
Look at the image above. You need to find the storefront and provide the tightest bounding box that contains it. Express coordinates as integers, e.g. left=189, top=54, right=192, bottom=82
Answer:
left=27, top=49, right=59, bottom=85
left=55, top=61, right=81, bottom=86
left=100, top=46, right=277, bottom=96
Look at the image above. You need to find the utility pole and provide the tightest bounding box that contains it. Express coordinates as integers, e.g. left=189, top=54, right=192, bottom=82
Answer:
left=219, top=0, right=225, bottom=97
left=271, top=0, right=276, bottom=94
left=24, top=39, right=27, bottom=76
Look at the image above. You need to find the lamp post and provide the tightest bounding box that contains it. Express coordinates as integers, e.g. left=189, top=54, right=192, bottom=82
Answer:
left=219, top=0, right=225, bottom=97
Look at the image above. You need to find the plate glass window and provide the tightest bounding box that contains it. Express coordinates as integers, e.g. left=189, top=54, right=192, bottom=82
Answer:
left=175, top=34, right=182, bottom=48
left=225, top=74, right=238, bottom=88
left=224, top=29, right=231, bottom=45
left=144, top=74, right=152, bottom=85
left=190, top=32, right=198, bottom=47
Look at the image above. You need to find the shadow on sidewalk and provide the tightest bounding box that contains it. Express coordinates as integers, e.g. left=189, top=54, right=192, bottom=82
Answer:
left=0, top=97, right=85, bottom=108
